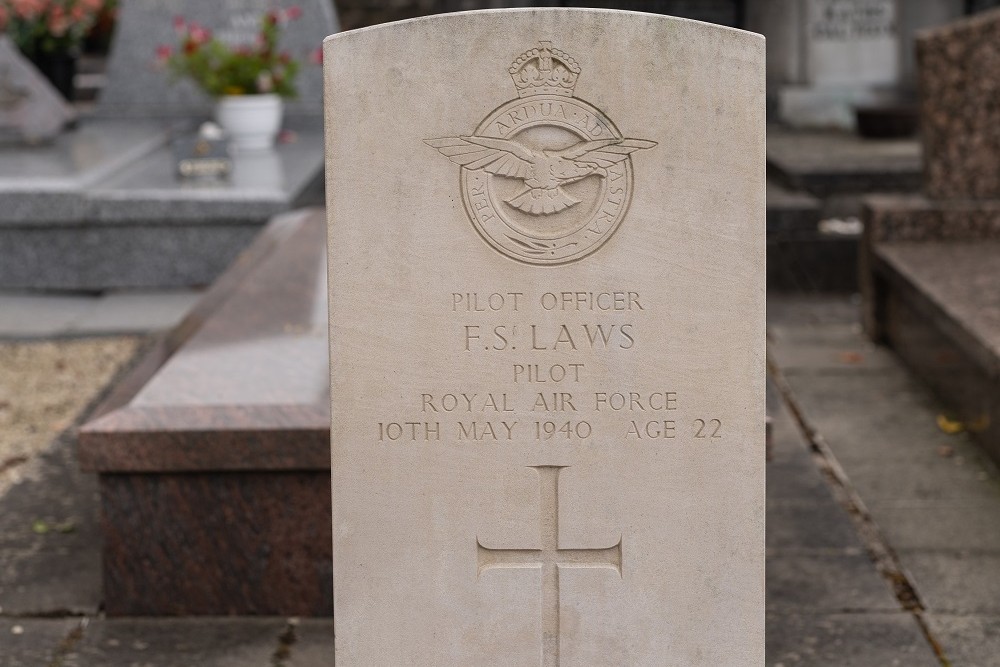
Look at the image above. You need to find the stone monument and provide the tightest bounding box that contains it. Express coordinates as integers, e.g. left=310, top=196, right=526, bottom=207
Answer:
left=0, top=36, right=74, bottom=143
left=325, top=10, right=765, bottom=664
left=96, top=0, right=339, bottom=118
left=862, top=8, right=1000, bottom=465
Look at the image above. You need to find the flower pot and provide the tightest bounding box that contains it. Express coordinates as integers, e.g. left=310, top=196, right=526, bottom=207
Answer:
left=215, top=94, right=283, bottom=151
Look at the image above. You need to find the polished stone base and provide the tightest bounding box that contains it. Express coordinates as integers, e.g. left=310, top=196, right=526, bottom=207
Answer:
left=863, top=195, right=1000, bottom=465
left=79, top=209, right=331, bottom=615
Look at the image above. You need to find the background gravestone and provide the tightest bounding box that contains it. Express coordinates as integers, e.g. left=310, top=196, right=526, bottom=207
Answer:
left=96, top=0, right=339, bottom=118
left=918, top=7, right=1000, bottom=199
left=0, top=36, right=74, bottom=143
left=326, top=9, right=765, bottom=664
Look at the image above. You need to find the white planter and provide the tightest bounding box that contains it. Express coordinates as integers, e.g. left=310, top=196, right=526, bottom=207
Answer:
left=215, top=94, right=283, bottom=151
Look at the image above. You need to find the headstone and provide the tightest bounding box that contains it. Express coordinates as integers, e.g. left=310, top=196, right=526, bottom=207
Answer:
left=918, top=7, right=1000, bottom=199
left=0, top=37, right=74, bottom=143
left=754, top=0, right=967, bottom=129
left=779, top=0, right=901, bottom=128
left=325, top=10, right=765, bottom=663
left=96, top=0, right=339, bottom=118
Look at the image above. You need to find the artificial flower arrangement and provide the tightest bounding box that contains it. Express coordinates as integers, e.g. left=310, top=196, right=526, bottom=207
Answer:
left=158, top=7, right=309, bottom=98
left=0, top=0, right=108, bottom=56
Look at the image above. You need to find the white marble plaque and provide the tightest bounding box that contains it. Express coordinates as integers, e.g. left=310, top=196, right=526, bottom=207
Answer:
left=326, top=9, right=765, bottom=665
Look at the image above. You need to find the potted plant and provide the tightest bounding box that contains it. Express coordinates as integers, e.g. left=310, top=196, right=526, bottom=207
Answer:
left=159, top=7, right=304, bottom=151
left=0, top=0, right=109, bottom=100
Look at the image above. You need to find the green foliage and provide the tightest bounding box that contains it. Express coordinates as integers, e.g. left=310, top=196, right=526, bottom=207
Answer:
left=162, top=9, right=302, bottom=98
left=0, top=0, right=111, bottom=56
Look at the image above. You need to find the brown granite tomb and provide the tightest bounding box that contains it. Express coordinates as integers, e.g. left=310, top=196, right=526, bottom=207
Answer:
left=918, top=8, right=1000, bottom=199
left=863, top=11, right=1000, bottom=466
left=78, top=208, right=332, bottom=616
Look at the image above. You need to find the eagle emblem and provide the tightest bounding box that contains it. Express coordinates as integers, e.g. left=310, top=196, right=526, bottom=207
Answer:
left=426, top=136, right=656, bottom=215
left=426, top=42, right=657, bottom=265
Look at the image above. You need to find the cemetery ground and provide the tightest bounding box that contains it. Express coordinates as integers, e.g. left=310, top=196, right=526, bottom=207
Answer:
left=0, top=288, right=998, bottom=665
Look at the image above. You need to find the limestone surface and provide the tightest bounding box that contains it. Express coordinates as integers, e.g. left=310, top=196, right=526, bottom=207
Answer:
left=325, top=9, right=765, bottom=665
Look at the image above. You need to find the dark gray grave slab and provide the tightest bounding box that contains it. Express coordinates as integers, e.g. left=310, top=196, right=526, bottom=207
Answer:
left=0, top=36, right=74, bottom=144
left=96, top=0, right=338, bottom=119
left=0, top=122, right=324, bottom=289
left=767, top=126, right=922, bottom=198
left=765, top=126, right=921, bottom=293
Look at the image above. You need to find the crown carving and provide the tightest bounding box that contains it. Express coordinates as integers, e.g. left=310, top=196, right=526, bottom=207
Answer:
left=508, top=42, right=580, bottom=98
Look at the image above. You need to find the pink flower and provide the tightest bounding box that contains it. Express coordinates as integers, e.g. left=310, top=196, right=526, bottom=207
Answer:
left=309, top=46, right=323, bottom=65
left=155, top=44, right=172, bottom=63
left=0, top=6, right=8, bottom=31
left=173, top=15, right=186, bottom=35
left=188, top=22, right=211, bottom=44
left=285, top=6, right=302, bottom=20
left=256, top=70, right=274, bottom=93
left=47, top=5, right=71, bottom=38
left=12, top=0, right=45, bottom=20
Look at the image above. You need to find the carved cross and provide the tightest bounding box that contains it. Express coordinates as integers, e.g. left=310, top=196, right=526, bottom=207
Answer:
left=477, top=465, right=623, bottom=667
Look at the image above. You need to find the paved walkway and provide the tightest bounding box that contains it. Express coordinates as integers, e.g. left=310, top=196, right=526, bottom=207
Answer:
left=1, top=293, right=998, bottom=665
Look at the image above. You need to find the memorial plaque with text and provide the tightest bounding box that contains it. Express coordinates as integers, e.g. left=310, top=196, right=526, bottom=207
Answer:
left=326, top=10, right=765, bottom=665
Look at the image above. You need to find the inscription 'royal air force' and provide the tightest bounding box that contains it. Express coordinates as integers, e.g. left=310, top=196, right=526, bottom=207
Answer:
left=426, top=42, right=656, bottom=265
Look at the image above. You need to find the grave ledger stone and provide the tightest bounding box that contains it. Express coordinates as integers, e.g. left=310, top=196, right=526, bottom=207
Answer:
left=326, top=10, right=765, bottom=665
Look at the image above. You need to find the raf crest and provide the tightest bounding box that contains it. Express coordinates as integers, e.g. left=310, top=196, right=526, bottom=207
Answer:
left=426, top=42, right=657, bottom=266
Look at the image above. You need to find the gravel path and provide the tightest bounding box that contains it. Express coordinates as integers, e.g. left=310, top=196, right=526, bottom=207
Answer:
left=0, top=337, right=143, bottom=497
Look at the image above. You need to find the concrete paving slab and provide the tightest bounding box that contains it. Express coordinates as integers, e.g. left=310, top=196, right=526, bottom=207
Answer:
left=285, top=619, right=335, bottom=666
left=782, top=372, right=979, bottom=465
left=66, top=290, right=202, bottom=335
left=767, top=458, right=832, bottom=501
left=0, top=294, right=97, bottom=338
left=767, top=498, right=867, bottom=554
left=770, top=340, right=900, bottom=375
left=0, top=618, right=80, bottom=667
left=0, top=433, right=102, bottom=615
left=868, top=503, right=1000, bottom=552
left=844, top=457, right=1000, bottom=507
left=61, top=618, right=286, bottom=667
left=905, top=552, right=1000, bottom=614
left=924, top=614, right=1000, bottom=667
left=765, top=611, right=939, bottom=667
left=767, top=294, right=862, bottom=328
left=766, top=553, right=899, bottom=612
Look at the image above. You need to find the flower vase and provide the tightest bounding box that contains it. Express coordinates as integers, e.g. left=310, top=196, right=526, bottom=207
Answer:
left=215, top=94, right=283, bottom=151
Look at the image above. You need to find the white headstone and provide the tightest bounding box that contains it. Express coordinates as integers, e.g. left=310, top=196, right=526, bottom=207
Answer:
left=326, top=9, right=765, bottom=664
